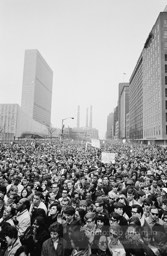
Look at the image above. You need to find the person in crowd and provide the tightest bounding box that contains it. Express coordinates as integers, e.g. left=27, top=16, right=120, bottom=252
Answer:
left=107, top=223, right=125, bottom=256
left=16, top=198, right=31, bottom=238
left=46, top=202, right=60, bottom=228
left=29, top=191, right=47, bottom=219
left=4, top=225, right=26, bottom=256
left=41, top=222, right=67, bottom=256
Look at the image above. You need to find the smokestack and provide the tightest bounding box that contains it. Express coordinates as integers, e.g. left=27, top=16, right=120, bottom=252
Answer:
left=77, top=105, right=80, bottom=128
left=89, top=105, right=92, bottom=128
left=86, top=108, right=89, bottom=127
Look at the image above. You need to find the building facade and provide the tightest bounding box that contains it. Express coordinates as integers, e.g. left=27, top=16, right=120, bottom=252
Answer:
left=106, top=112, right=114, bottom=139
left=21, top=49, right=53, bottom=126
left=129, top=54, right=143, bottom=140
left=118, top=83, right=129, bottom=139
left=0, top=104, right=48, bottom=140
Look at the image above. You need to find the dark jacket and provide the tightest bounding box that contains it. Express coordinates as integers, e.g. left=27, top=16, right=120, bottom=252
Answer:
left=41, top=237, right=67, bottom=256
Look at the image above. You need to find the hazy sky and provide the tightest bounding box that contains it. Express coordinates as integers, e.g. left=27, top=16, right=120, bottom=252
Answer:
left=0, top=0, right=166, bottom=138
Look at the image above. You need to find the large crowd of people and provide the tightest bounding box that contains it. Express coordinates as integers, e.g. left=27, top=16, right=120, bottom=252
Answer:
left=0, top=139, right=166, bottom=256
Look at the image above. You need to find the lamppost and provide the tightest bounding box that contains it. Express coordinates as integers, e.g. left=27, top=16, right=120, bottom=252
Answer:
left=61, top=117, right=74, bottom=139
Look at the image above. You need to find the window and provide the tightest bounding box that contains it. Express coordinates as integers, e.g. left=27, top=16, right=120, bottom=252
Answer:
left=166, top=113, right=167, bottom=122
left=165, top=76, right=167, bottom=85
left=165, top=54, right=167, bottom=61
left=166, top=101, right=167, bottom=109
left=164, top=20, right=167, bottom=27
left=166, top=125, right=167, bottom=135
left=164, top=31, right=167, bottom=38
left=165, top=65, right=167, bottom=73
left=166, top=88, right=167, bottom=97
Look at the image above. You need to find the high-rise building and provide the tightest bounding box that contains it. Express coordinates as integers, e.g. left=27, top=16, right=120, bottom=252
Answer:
left=106, top=112, right=114, bottom=139
left=86, top=108, right=89, bottom=128
left=21, top=49, right=53, bottom=126
left=129, top=11, right=167, bottom=143
left=129, top=54, right=143, bottom=140
left=77, top=105, right=80, bottom=128
left=118, top=83, right=129, bottom=139
left=89, top=105, right=93, bottom=129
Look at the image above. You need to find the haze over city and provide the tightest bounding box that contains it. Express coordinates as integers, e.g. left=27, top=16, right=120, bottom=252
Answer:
left=0, top=0, right=166, bottom=138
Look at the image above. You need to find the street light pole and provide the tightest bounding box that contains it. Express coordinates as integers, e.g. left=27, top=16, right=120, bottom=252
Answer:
left=61, top=117, right=74, bottom=139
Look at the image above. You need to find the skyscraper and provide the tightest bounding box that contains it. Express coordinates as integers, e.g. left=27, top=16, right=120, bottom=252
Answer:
left=77, top=105, right=80, bottom=128
left=21, top=49, right=53, bottom=126
left=89, top=105, right=93, bottom=129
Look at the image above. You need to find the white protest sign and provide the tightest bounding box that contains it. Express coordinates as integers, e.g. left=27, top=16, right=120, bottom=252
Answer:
left=91, top=139, right=100, bottom=149
left=101, top=152, right=115, bottom=164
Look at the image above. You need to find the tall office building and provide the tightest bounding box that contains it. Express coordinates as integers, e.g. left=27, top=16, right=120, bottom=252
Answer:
left=21, top=49, right=53, bottom=126
left=106, top=112, right=114, bottom=139
left=129, top=11, right=167, bottom=143
left=129, top=54, right=143, bottom=140
left=89, top=105, right=93, bottom=129
left=118, top=83, right=129, bottom=139
left=86, top=108, right=89, bottom=127
left=77, top=105, right=80, bottom=128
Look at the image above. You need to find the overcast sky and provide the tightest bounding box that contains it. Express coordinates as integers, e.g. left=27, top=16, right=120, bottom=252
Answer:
left=0, top=0, right=166, bottom=138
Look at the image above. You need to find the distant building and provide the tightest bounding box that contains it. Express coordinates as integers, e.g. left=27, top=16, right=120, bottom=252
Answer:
left=21, top=49, right=53, bottom=126
left=118, top=83, right=129, bottom=139
left=0, top=104, right=47, bottom=140
left=129, top=54, right=143, bottom=140
left=106, top=112, right=114, bottom=139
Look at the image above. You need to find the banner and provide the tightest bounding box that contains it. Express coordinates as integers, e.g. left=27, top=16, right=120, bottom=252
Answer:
left=101, top=152, right=115, bottom=164
left=91, top=139, right=100, bottom=149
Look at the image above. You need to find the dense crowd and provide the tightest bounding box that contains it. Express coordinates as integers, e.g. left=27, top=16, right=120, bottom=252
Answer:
left=0, top=139, right=166, bottom=256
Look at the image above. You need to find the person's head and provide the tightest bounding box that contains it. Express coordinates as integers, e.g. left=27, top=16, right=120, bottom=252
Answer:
left=75, top=208, right=86, bottom=223
left=114, top=202, right=124, bottom=216
left=67, top=181, right=73, bottom=190
left=95, top=198, right=104, bottom=213
left=84, top=212, right=96, bottom=229
left=17, top=198, right=30, bottom=212
left=13, top=177, right=21, bottom=186
left=33, top=191, right=42, bottom=207
left=95, top=213, right=108, bottom=228
left=3, top=205, right=16, bottom=219
left=103, top=176, right=109, bottom=185
left=143, top=198, right=152, bottom=212
left=143, top=185, right=150, bottom=195
left=109, top=212, right=120, bottom=226
left=131, top=204, right=143, bottom=219
left=49, top=222, right=63, bottom=242
left=63, top=206, right=75, bottom=224
left=5, top=225, right=18, bottom=246
left=61, top=189, right=68, bottom=198
left=150, top=206, right=159, bottom=221
left=109, top=223, right=122, bottom=245
left=137, top=191, right=146, bottom=202
left=152, top=223, right=167, bottom=246
left=49, top=202, right=60, bottom=216
left=117, top=194, right=127, bottom=206
left=21, top=188, right=29, bottom=198
left=98, top=235, right=108, bottom=252
left=51, top=183, right=59, bottom=193
left=127, top=188, right=135, bottom=202
left=71, top=226, right=89, bottom=250
left=162, top=199, right=167, bottom=212
left=125, top=224, right=141, bottom=243
left=79, top=200, right=87, bottom=211
left=32, top=216, right=47, bottom=232
left=152, top=180, right=158, bottom=188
